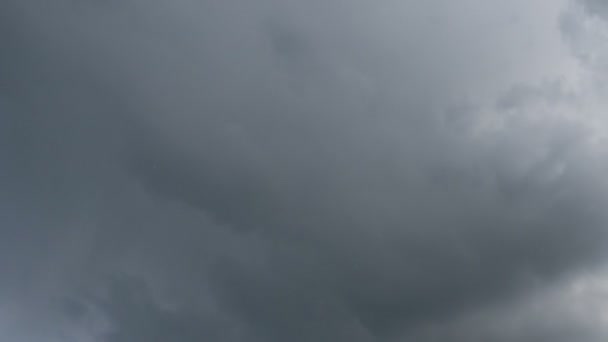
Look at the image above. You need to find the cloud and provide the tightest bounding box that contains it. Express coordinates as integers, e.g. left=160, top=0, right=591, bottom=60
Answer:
left=579, top=0, right=608, bottom=20
left=2, top=0, right=608, bottom=341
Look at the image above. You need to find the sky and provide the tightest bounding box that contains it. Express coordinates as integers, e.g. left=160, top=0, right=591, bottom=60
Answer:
left=2, top=0, right=608, bottom=341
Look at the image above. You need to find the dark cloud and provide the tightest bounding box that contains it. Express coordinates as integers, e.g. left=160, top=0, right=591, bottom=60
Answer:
left=2, top=0, right=608, bottom=341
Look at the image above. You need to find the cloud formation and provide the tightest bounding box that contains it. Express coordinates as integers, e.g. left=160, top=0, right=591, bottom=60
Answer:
left=2, top=0, right=608, bottom=341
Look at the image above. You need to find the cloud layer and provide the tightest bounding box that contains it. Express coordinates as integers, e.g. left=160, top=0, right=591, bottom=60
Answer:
left=2, top=0, right=608, bottom=341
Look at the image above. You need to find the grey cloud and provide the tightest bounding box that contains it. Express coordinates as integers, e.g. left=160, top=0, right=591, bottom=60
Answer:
left=400, top=270, right=608, bottom=342
left=94, top=276, right=243, bottom=342
left=580, top=0, right=608, bottom=19
left=2, top=0, right=608, bottom=341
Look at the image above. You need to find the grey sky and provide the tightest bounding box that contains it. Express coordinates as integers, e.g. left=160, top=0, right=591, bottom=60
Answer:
left=2, top=0, right=608, bottom=341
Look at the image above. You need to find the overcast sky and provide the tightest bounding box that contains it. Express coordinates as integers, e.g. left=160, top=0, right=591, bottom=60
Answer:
left=2, top=0, right=608, bottom=341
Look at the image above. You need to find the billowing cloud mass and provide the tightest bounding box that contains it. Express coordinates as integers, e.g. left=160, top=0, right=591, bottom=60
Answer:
left=2, top=0, right=608, bottom=341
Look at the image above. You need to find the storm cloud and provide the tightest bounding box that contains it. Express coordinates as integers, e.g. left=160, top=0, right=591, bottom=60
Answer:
left=2, top=0, right=608, bottom=341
